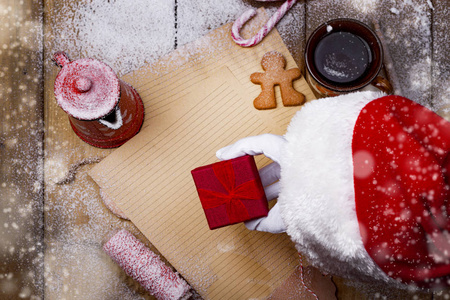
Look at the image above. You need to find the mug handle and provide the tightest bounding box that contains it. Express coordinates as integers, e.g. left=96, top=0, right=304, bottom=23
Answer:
left=371, top=76, right=393, bottom=94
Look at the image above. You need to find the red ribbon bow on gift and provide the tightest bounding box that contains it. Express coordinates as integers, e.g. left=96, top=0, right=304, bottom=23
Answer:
left=198, top=160, right=264, bottom=224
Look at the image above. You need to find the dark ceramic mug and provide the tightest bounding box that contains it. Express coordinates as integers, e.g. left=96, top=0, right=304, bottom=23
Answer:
left=305, top=18, right=392, bottom=97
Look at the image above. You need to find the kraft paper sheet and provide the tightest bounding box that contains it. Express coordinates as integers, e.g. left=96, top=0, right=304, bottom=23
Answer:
left=89, top=9, right=316, bottom=299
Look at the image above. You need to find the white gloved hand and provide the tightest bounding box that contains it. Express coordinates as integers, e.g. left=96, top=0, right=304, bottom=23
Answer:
left=216, top=134, right=287, bottom=233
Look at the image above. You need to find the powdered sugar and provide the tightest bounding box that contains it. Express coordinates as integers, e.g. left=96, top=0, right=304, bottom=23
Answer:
left=176, top=0, right=251, bottom=48
left=390, top=7, right=400, bottom=15
left=44, top=239, right=143, bottom=299
left=48, top=0, right=176, bottom=76
left=43, top=155, right=148, bottom=298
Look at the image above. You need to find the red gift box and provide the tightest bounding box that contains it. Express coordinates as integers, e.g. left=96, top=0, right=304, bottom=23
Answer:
left=191, top=155, right=269, bottom=230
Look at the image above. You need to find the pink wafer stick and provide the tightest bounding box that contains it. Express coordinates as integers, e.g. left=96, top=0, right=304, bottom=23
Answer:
left=103, top=229, right=192, bottom=300
left=231, top=0, right=297, bottom=47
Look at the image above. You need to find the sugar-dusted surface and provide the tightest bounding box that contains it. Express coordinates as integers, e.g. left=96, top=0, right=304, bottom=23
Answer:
left=1, top=0, right=448, bottom=299
left=46, top=0, right=176, bottom=76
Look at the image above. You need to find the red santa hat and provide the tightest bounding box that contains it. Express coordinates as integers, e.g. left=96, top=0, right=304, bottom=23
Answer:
left=278, top=91, right=450, bottom=289
left=353, top=95, right=450, bottom=288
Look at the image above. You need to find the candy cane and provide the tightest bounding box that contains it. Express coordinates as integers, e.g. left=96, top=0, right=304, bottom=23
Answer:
left=231, top=0, right=298, bottom=47
left=103, top=230, right=192, bottom=300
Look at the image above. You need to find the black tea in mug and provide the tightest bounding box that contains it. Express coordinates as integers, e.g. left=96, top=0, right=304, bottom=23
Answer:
left=314, top=31, right=372, bottom=84
left=305, top=19, right=392, bottom=97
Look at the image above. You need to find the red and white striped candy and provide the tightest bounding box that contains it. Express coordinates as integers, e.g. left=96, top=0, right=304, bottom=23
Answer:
left=103, top=229, right=191, bottom=300
left=231, top=0, right=297, bottom=47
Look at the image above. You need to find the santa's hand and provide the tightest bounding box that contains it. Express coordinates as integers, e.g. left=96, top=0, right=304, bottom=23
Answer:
left=216, top=134, right=287, bottom=233
left=244, top=202, right=286, bottom=233
left=216, top=134, right=285, bottom=164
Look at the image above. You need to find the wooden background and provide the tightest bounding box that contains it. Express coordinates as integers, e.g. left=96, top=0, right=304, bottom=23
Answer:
left=1, top=0, right=449, bottom=299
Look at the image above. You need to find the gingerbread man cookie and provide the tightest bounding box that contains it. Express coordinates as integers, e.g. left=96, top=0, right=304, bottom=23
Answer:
left=251, top=51, right=305, bottom=110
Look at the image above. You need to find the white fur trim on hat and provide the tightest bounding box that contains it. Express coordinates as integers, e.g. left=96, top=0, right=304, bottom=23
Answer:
left=278, top=91, right=392, bottom=283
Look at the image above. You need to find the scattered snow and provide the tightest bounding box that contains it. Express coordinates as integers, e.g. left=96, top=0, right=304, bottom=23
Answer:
left=390, top=7, right=400, bottom=15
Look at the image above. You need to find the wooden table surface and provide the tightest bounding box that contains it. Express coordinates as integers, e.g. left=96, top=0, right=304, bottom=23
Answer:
left=1, top=0, right=449, bottom=299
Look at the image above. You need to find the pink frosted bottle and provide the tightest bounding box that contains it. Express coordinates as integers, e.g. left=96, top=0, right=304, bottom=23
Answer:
left=53, top=52, right=145, bottom=148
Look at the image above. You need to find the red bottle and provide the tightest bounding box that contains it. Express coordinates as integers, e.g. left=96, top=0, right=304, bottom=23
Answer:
left=53, top=52, right=144, bottom=148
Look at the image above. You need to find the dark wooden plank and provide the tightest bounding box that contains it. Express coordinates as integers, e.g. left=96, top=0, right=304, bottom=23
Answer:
left=431, top=0, right=450, bottom=298
left=432, top=0, right=450, bottom=120
left=0, top=0, right=45, bottom=299
left=374, top=1, right=434, bottom=106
